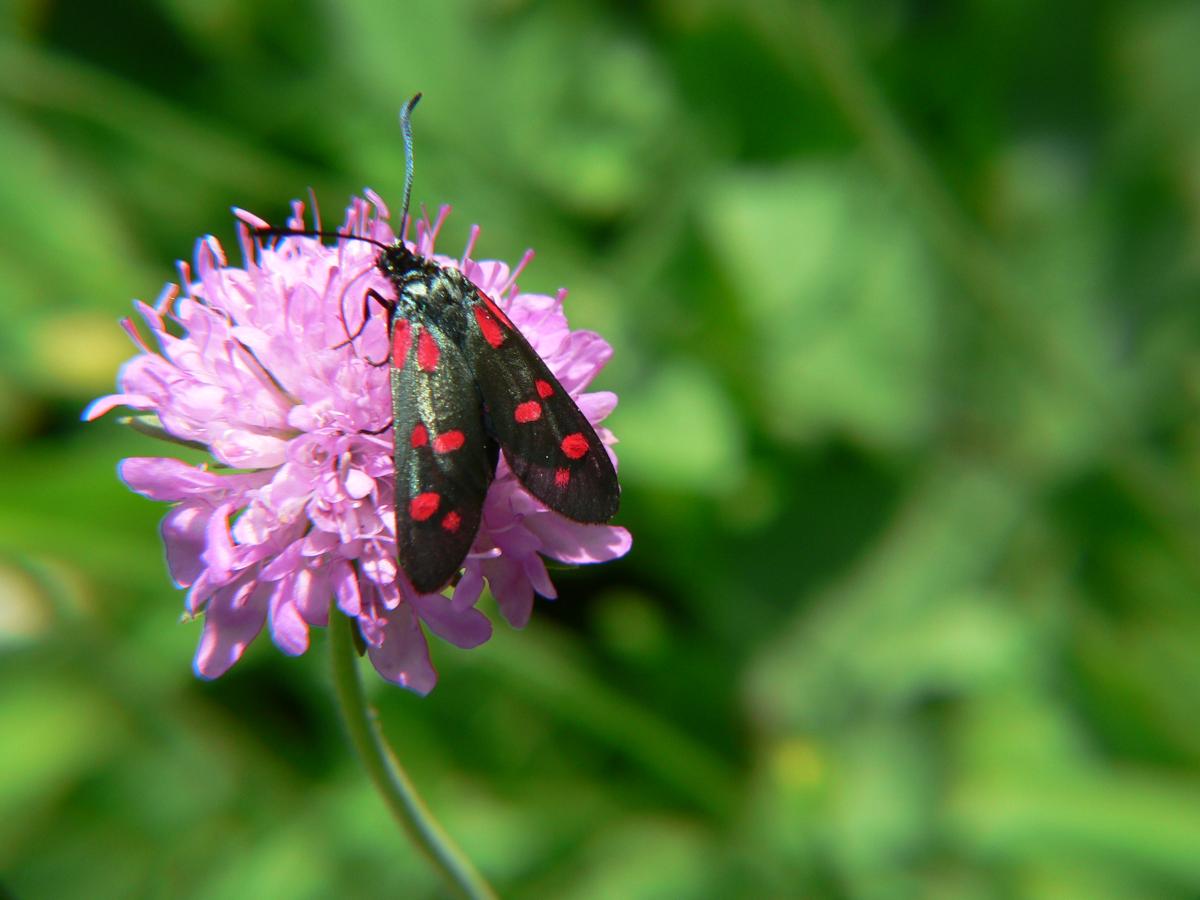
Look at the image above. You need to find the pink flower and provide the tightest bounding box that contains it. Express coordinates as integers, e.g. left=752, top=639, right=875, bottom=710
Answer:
left=87, top=194, right=631, bottom=693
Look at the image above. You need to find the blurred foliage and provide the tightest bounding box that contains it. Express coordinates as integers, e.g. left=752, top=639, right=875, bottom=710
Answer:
left=3, top=0, right=1200, bottom=897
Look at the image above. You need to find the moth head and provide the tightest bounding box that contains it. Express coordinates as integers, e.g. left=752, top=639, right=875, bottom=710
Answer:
left=377, top=242, right=423, bottom=281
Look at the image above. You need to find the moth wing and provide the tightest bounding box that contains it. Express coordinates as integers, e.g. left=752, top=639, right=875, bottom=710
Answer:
left=392, top=317, right=498, bottom=593
left=465, top=293, right=619, bottom=523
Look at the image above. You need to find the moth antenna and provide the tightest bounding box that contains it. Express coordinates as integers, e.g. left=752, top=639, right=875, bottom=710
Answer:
left=399, top=93, right=422, bottom=242
left=254, top=226, right=390, bottom=251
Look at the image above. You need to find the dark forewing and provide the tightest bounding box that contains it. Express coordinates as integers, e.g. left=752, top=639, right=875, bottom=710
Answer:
left=466, top=292, right=620, bottom=523
left=392, top=315, right=498, bottom=593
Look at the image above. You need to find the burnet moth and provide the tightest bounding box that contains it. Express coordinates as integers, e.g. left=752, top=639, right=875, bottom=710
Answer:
left=259, top=95, right=620, bottom=594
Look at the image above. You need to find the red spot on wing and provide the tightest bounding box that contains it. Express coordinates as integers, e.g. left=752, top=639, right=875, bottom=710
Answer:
left=473, top=304, right=506, bottom=348
left=555, top=467, right=571, bottom=488
left=535, top=379, right=554, bottom=398
left=441, top=510, right=462, bottom=533
left=392, top=319, right=412, bottom=369
left=481, top=293, right=514, bottom=327
left=410, top=424, right=429, bottom=448
left=410, top=492, right=440, bottom=522
left=417, top=328, right=440, bottom=372
left=561, top=432, right=589, bottom=459
left=514, top=401, right=542, bottom=423
left=433, top=430, right=465, bottom=453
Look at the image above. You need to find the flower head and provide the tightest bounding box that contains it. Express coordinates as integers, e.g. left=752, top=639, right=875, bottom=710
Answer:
left=87, top=194, right=630, bottom=693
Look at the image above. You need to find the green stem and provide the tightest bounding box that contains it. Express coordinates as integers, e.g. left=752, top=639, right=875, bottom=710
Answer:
left=328, top=612, right=497, bottom=900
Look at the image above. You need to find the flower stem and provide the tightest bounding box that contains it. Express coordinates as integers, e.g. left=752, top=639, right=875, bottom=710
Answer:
left=328, top=612, right=497, bottom=899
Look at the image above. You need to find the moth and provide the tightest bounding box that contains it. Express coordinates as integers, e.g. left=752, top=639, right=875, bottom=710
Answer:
left=261, top=95, right=620, bottom=593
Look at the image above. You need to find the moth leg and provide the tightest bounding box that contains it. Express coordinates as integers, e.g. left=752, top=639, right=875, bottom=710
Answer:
left=361, top=418, right=393, bottom=436
left=337, top=288, right=395, bottom=367
left=335, top=288, right=394, bottom=348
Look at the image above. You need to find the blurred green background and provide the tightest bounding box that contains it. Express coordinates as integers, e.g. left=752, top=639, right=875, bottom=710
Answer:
left=4, top=0, right=1200, bottom=896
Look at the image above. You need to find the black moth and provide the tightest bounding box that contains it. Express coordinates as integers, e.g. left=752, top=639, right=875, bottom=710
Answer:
left=261, top=95, right=619, bottom=593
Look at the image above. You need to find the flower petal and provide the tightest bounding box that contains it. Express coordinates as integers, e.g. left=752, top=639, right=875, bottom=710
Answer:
left=83, top=393, right=154, bottom=421
left=484, top=556, right=535, bottom=629
left=576, top=390, right=618, bottom=423
left=333, top=560, right=362, bottom=616
left=525, top=518, right=633, bottom=565
left=194, top=578, right=271, bottom=678
left=409, top=592, right=492, bottom=649
left=269, top=575, right=311, bottom=656
left=294, top=565, right=332, bottom=627
left=522, top=554, right=557, bottom=600
left=120, top=457, right=258, bottom=502
left=343, top=467, right=374, bottom=499
left=161, top=504, right=211, bottom=587
left=451, top=566, right=485, bottom=612
left=201, top=503, right=238, bottom=581
left=365, top=606, right=437, bottom=694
